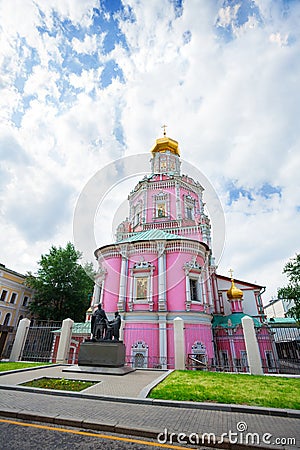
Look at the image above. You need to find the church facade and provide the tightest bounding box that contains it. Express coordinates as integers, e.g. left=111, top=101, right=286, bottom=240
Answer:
left=86, top=134, right=277, bottom=372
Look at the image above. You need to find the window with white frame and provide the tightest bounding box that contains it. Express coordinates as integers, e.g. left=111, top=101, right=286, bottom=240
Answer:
left=0, top=290, right=8, bottom=302
left=3, top=313, right=11, bottom=326
left=10, top=292, right=17, bottom=304
left=265, top=351, right=276, bottom=371
left=240, top=351, right=249, bottom=371
left=130, top=260, right=155, bottom=310
left=133, top=202, right=143, bottom=227
left=189, top=278, right=200, bottom=301
left=22, top=296, right=29, bottom=307
left=220, top=350, right=229, bottom=369
left=184, top=195, right=195, bottom=220
left=154, top=192, right=169, bottom=219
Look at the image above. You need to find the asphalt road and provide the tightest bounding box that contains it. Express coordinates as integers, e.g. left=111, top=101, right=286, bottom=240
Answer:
left=0, top=417, right=201, bottom=450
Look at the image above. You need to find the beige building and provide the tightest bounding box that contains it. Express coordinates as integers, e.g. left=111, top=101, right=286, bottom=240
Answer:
left=0, top=263, right=33, bottom=358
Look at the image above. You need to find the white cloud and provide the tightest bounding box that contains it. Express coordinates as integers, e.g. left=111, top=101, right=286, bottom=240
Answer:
left=72, top=34, right=102, bottom=54
left=0, top=0, right=299, bottom=302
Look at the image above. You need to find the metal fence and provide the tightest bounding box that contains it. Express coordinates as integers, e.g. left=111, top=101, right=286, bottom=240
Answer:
left=269, top=324, right=300, bottom=374
left=123, top=325, right=174, bottom=369
left=21, top=321, right=62, bottom=362
left=1, top=328, right=16, bottom=359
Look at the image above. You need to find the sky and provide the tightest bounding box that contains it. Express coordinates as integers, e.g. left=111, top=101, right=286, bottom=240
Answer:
left=0, top=0, right=300, bottom=304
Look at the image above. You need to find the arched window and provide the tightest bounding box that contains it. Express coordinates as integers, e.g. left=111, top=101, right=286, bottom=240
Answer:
left=18, top=315, right=24, bottom=325
left=3, top=313, right=11, bottom=326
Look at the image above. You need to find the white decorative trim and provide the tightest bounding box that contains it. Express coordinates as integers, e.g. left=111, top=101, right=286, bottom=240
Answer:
left=131, top=341, right=149, bottom=368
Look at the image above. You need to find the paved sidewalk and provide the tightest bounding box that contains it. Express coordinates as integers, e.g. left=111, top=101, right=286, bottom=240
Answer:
left=0, top=365, right=299, bottom=449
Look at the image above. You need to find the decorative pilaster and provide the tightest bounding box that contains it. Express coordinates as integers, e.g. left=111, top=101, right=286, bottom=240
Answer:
left=157, top=241, right=166, bottom=311
left=159, top=313, right=167, bottom=369
left=118, top=244, right=128, bottom=312
left=175, top=181, right=182, bottom=219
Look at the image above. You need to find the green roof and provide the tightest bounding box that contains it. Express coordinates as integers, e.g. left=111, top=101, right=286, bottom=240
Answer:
left=53, top=322, right=91, bottom=334
left=268, top=317, right=298, bottom=326
left=118, top=229, right=187, bottom=243
left=212, top=313, right=261, bottom=329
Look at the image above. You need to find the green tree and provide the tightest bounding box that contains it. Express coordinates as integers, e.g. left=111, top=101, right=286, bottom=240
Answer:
left=26, top=242, right=95, bottom=322
left=277, top=253, right=300, bottom=323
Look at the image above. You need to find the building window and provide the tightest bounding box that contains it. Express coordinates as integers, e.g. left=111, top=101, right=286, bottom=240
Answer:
left=265, top=351, right=276, bottom=371
left=220, top=350, right=229, bottom=370
left=133, top=203, right=142, bottom=227
left=186, top=206, right=193, bottom=220
left=240, top=351, right=249, bottom=372
left=3, top=313, right=11, bottom=326
left=18, top=315, right=24, bottom=325
left=10, top=292, right=17, bottom=304
left=0, top=290, right=8, bottom=302
left=22, top=296, right=29, bottom=307
left=184, top=195, right=195, bottom=220
left=189, top=278, right=199, bottom=301
left=136, top=277, right=148, bottom=300
left=154, top=192, right=169, bottom=219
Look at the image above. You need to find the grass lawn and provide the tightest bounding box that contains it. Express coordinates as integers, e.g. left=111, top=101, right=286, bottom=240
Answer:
left=0, top=362, right=52, bottom=372
left=149, top=370, right=300, bottom=410
left=21, top=377, right=97, bottom=392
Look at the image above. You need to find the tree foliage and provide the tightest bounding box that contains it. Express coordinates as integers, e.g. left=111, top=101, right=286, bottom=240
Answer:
left=277, top=253, right=300, bottom=323
left=26, top=242, right=95, bottom=322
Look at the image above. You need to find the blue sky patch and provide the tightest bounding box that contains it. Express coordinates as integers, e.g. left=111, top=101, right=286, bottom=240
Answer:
left=216, top=0, right=262, bottom=42
left=227, top=181, right=282, bottom=205
left=101, top=60, right=124, bottom=88
left=258, top=183, right=282, bottom=199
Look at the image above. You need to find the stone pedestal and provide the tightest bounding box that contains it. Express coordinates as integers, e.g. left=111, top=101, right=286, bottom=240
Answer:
left=63, top=340, right=135, bottom=375
left=78, top=340, right=125, bottom=367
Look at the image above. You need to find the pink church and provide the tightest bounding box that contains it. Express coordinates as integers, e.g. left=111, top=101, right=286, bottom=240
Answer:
left=55, top=133, right=275, bottom=373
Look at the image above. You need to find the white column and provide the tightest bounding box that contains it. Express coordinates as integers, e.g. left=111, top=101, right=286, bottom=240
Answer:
left=202, top=273, right=207, bottom=305
left=185, top=273, right=191, bottom=310
left=118, top=255, right=127, bottom=311
left=242, top=316, right=263, bottom=375
left=119, top=313, right=125, bottom=341
left=157, top=241, right=166, bottom=311
left=159, top=314, right=167, bottom=369
left=9, top=318, right=30, bottom=362
left=174, top=317, right=185, bottom=370
left=56, top=318, right=74, bottom=364
left=206, top=267, right=213, bottom=306
left=92, top=283, right=101, bottom=307
left=175, top=181, right=182, bottom=219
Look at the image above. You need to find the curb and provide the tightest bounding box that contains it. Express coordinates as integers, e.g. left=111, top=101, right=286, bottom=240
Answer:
left=0, top=364, right=62, bottom=377
left=0, top=383, right=299, bottom=419
left=0, top=408, right=285, bottom=450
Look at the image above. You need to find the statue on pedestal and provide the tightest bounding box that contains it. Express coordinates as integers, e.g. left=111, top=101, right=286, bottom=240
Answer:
left=91, top=304, right=108, bottom=340
left=106, top=312, right=121, bottom=341
left=91, top=305, right=121, bottom=341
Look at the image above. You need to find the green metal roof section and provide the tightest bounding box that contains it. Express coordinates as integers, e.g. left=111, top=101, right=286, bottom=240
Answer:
left=53, top=322, right=91, bottom=334
left=212, top=313, right=261, bottom=329
left=268, top=317, right=298, bottom=325
left=118, top=229, right=187, bottom=243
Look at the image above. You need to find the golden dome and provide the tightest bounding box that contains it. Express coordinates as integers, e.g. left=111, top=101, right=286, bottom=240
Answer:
left=151, top=136, right=180, bottom=156
left=227, top=279, right=243, bottom=300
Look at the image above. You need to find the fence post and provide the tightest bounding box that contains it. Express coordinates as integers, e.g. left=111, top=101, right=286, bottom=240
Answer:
left=9, top=318, right=31, bottom=362
left=242, top=316, right=263, bottom=375
left=56, top=318, right=74, bottom=364
left=174, top=317, right=185, bottom=370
